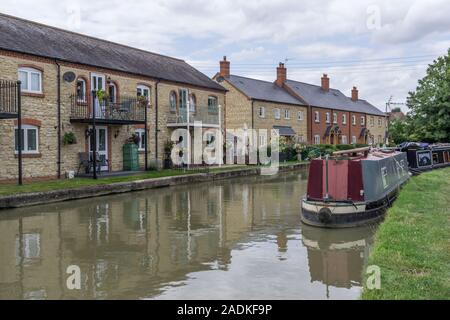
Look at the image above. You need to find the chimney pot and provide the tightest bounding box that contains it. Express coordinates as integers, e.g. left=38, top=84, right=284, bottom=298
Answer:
left=276, top=62, right=287, bottom=87
left=321, top=74, right=330, bottom=91
left=219, top=56, right=230, bottom=77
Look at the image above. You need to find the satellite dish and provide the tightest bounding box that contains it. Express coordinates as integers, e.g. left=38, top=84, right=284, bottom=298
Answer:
left=63, top=71, right=76, bottom=83
left=216, top=76, right=225, bottom=83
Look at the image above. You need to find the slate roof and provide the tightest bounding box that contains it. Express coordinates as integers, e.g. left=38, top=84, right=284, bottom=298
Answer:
left=273, top=125, right=296, bottom=136
left=226, top=75, right=306, bottom=105
left=0, top=13, right=225, bottom=91
left=285, top=79, right=385, bottom=116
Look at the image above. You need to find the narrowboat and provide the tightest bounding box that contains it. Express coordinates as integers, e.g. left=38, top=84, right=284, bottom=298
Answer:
left=301, top=147, right=410, bottom=228
left=398, top=142, right=450, bottom=175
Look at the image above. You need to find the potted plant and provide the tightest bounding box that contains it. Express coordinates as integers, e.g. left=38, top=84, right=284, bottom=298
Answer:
left=137, top=95, right=149, bottom=108
left=63, top=131, right=77, bottom=145
left=95, top=89, right=109, bottom=102
left=126, top=133, right=140, bottom=145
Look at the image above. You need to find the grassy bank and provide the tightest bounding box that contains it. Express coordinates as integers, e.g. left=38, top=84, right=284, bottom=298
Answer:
left=362, top=168, right=450, bottom=300
left=0, top=162, right=306, bottom=196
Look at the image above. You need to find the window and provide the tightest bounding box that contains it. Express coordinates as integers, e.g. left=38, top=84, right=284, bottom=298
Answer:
left=381, top=167, right=388, bottom=189
left=342, top=114, right=347, bottom=125
left=361, top=116, right=365, bottom=125
left=108, top=83, right=117, bottom=103
left=189, top=94, right=196, bottom=112
left=352, top=115, right=356, bottom=125
left=137, top=85, right=150, bottom=99
left=208, top=96, right=218, bottom=113
left=314, top=111, right=320, bottom=123
left=76, top=78, right=86, bottom=102
left=378, top=118, right=382, bottom=126
left=341, top=135, right=347, bottom=144
left=135, top=129, right=146, bottom=151
left=169, top=91, right=177, bottom=111
left=259, top=134, right=267, bottom=147
left=259, top=106, right=265, bottom=118
left=297, top=111, right=304, bottom=121
left=370, top=116, right=374, bottom=126
left=314, top=135, right=321, bottom=145
left=17, top=233, right=41, bottom=260
left=274, top=108, right=280, bottom=119
left=351, top=136, right=356, bottom=144
left=333, top=112, right=337, bottom=124
left=284, top=109, right=290, bottom=119
left=15, top=125, right=39, bottom=154
left=326, top=112, right=330, bottom=123
left=18, top=67, right=42, bottom=93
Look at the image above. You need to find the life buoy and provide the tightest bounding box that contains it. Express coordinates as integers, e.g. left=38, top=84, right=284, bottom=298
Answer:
left=318, top=207, right=332, bottom=223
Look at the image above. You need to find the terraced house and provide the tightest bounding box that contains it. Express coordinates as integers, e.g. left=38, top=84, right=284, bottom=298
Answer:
left=214, top=57, right=308, bottom=146
left=0, top=14, right=225, bottom=182
left=215, top=58, right=386, bottom=146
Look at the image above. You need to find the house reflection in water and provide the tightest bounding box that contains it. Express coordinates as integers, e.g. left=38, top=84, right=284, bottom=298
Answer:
left=0, top=170, right=375, bottom=300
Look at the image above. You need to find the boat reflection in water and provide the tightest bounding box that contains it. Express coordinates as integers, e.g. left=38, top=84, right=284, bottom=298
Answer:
left=301, top=223, right=377, bottom=298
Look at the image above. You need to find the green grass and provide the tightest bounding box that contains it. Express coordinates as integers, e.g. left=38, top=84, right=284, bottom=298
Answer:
left=362, top=168, right=450, bottom=300
left=0, top=161, right=307, bottom=197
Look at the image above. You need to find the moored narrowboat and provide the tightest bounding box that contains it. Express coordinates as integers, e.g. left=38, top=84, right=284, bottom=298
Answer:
left=301, top=147, right=410, bottom=228
left=398, top=142, right=450, bottom=175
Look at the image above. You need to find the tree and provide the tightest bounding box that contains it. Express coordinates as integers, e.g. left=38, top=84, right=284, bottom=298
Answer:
left=406, top=48, right=450, bottom=142
left=389, top=119, right=409, bottom=145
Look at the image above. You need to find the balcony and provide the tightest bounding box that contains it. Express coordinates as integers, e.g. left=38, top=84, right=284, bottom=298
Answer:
left=0, top=80, right=19, bottom=119
left=166, top=106, right=220, bottom=128
left=70, top=93, right=147, bottom=125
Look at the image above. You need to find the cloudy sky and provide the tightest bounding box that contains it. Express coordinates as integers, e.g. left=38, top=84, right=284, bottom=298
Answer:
left=1, top=0, right=449, bottom=112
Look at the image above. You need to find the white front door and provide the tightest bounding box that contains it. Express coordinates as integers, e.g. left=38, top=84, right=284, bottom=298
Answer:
left=89, top=126, right=109, bottom=171
left=91, top=73, right=106, bottom=118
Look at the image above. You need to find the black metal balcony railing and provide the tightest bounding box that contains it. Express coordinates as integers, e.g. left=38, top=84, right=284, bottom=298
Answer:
left=167, top=106, right=220, bottom=126
left=70, top=93, right=147, bottom=124
left=0, top=80, right=19, bottom=118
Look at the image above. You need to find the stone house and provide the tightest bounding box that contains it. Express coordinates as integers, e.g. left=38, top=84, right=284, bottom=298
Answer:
left=0, top=14, right=225, bottom=182
left=213, top=57, right=308, bottom=149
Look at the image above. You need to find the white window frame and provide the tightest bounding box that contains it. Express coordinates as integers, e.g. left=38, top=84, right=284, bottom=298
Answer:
left=18, top=67, right=42, bottom=94
left=341, top=135, right=347, bottom=144
left=135, top=128, right=146, bottom=151
left=259, top=133, right=267, bottom=147
left=378, top=118, right=382, bottom=127
left=314, top=111, right=320, bottom=123
left=352, top=115, right=356, bottom=125
left=137, top=85, right=151, bottom=99
left=314, top=135, right=321, bottom=145
left=352, top=135, right=356, bottom=144
left=370, top=116, right=374, bottom=126
left=76, top=78, right=87, bottom=102
left=259, top=106, right=265, bottom=118
left=189, top=94, right=196, bottom=112
left=297, top=111, right=304, bottom=121
left=15, top=124, right=39, bottom=154
left=326, top=112, right=330, bottom=123
left=169, top=91, right=177, bottom=111
left=333, top=112, right=337, bottom=124
left=284, top=109, right=290, bottom=119
left=274, top=108, right=280, bottom=119
left=361, top=116, right=365, bottom=126
left=342, top=114, right=347, bottom=125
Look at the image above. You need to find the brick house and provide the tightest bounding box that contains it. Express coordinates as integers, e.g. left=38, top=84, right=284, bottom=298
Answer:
left=0, top=14, right=225, bottom=182
left=213, top=57, right=308, bottom=147
left=278, top=67, right=387, bottom=145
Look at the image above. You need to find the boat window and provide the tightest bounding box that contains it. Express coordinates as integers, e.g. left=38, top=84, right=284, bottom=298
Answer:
left=381, top=167, right=388, bottom=189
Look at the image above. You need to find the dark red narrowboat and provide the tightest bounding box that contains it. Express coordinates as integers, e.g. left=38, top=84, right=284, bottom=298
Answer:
left=301, top=147, right=410, bottom=228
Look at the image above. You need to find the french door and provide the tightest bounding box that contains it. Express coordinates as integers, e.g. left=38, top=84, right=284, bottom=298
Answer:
left=91, top=73, right=106, bottom=118
left=89, top=126, right=109, bottom=171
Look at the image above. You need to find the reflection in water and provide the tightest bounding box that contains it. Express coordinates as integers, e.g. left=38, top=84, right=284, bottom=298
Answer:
left=0, top=170, right=376, bottom=300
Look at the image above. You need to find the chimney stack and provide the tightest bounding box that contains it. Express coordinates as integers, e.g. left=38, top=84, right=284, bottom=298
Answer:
left=321, top=74, right=329, bottom=91
left=219, top=56, right=230, bottom=78
left=351, top=86, right=359, bottom=101
left=276, top=62, right=287, bottom=87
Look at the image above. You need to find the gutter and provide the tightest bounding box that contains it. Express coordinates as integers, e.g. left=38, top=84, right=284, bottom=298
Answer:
left=55, top=60, right=62, bottom=179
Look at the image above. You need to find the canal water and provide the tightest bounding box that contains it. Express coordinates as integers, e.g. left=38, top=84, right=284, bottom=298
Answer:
left=0, top=169, right=378, bottom=300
